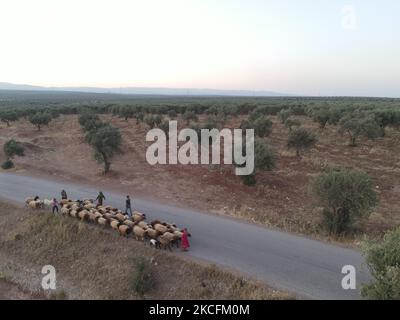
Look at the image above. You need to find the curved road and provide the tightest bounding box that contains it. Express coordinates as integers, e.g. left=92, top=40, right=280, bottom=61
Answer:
left=0, top=172, right=370, bottom=299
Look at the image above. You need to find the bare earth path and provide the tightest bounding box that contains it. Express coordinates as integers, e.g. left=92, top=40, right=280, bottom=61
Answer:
left=0, top=172, right=371, bottom=299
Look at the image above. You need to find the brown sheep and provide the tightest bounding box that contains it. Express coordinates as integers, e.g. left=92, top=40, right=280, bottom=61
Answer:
left=115, top=213, right=127, bottom=222
left=61, top=206, right=70, bottom=216
left=25, top=197, right=34, bottom=205
left=137, top=221, right=148, bottom=229
left=146, top=228, right=160, bottom=240
left=157, top=235, right=172, bottom=251
left=28, top=201, right=40, bottom=210
left=103, top=212, right=114, bottom=220
left=69, top=210, right=78, bottom=218
left=110, top=219, right=121, bottom=231
left=154, top=223, right=168, bottom=234
left=97, top=217, right=109, bottom=227
left=88, top=212, right=100, bottom=223
left=123, top=220, right=136, bottom=228
left=132, top=211, right=146, bottom=222
left=78, top=210, right=90, bottom=221
left=60, top=199, right=70, bottom=206
left=133, top=226, right=147, bottom=241
left=118, top=225, right=132, bottom=236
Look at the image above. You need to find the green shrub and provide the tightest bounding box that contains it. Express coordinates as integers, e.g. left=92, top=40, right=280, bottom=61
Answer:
left=362, top=227, right=400, bottom=300
left=312, top=168, right=378, bottom=235
left=1, top=159, right=14, bottom=170
left=130, top=258, right=154, bottom=298
left=4, top=139, right=24, bottom=158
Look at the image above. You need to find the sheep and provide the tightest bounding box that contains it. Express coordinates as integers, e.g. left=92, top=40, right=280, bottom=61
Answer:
left=137, top=221, right=148, bottom=229
left=78, top=210, right=90, bottom=221
left=61, top=206, right=70, bottom=216
left=160, top=231, right=181, bottom=247
left=146, top=228, right=160, bottom=240
left=97, top=217, right=109, bottom=227
left=115, top=213, right=127, bottom=222
left=69, top=210, right=78, bottom=218
left=103, top=212, right=114, bottom=220
left=153, top=223, right=168, bottom=234
left=84, top=204, right=94, bottom=210
left=132, top=211, right=146, bottom=222
left=157, top=235, right=172, bottom=251
left=97, top=207, right=107, bottom=215
left=149, top=239, right=160, bottom=249
left=28, top=201, right=40, bottom=210
left=118, top=225, right=132, bottom=236
left=25, top=197, right=34, bottom=206
left=110, top=219, right=121, bottom=231
left=60, top=199, right=70, bottom=206
left=88, top=212, right=100, bottom=223
left=123, top=220, right=136, bottom=228
left=133, top=226, right=147, bottom=241
left=40, top=199, right=51, bottom=209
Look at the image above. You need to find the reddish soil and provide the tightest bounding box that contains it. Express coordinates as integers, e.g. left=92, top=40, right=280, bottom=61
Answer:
left=1, top=114, right=399, bottom=243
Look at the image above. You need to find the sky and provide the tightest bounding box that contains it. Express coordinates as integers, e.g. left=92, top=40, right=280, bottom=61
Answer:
left=0, top=0, right=399, bottom=97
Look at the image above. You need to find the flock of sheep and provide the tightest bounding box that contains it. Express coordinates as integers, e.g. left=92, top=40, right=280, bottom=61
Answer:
left=25, top=197, right=189, bottom=250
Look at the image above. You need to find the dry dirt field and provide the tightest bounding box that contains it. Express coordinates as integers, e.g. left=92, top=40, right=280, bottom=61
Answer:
left=1, top=114, right=399, bottom=244
left=0, top=201, right=289, bottom=300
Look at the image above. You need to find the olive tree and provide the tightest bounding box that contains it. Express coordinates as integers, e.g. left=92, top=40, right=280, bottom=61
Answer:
left=362, top=227, right=400, bottom=300
left=235, top=139, right=277, bottom=186
left=311, top=108, right=331, bottom=129
left=287, top=127, right=317, bottom=157
left=28, top=112, right=52, bottom=131
left=0, top=110, right=19, bottom=127
left=182, top=111, right=198, bottom=125
left=339, top=113, right=382, bottom=146
left=119, top=106, right=134, bottom=121
left=85, top=124, right=122, bottom=174
left=253, top=117, right=273, bottom=138
left=312, top=168, right=378, bottom=235
left=284, top=118, right=301, bottom=132
left=277, top=108, right=293, bottom=124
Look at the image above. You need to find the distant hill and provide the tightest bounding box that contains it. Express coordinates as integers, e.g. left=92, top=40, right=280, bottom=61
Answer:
left=0, top=82, right=288, bottom=97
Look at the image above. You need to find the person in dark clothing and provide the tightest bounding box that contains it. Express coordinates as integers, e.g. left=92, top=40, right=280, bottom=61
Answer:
left=125, top=195, right=133, bottom=217
left=52, top=198, right=59, bottom=214
left=96, top=191, right=106, bottom=206
left=61, top=190, right=68, bottom=200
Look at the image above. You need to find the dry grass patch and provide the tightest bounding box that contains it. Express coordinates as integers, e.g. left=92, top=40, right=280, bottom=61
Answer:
left=0, top=201, right=291, bottom=300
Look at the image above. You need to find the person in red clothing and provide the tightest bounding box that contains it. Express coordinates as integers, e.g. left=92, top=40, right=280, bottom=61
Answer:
left=181, top=228, right=190, bottom=251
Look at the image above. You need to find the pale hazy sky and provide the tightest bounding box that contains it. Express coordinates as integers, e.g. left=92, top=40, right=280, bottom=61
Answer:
left=0, top=0, right=399, bottom=97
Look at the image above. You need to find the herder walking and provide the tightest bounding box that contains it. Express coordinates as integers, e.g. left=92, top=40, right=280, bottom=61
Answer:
left=96, top=191, right=106, bottom=206
left=61, top=189, right=67, bottom=200
left=52, top=198, right=59, bottom=214
left=181, top=228, right=190, bottom=252
left=125, top=195, right=133, bottom=217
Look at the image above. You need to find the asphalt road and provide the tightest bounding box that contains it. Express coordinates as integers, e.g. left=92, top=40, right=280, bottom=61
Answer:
left=0, top=172, right=371, bottom=299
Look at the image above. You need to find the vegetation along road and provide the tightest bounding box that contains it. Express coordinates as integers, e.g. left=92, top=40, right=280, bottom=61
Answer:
left=0, top=172, right=371, bottom=299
